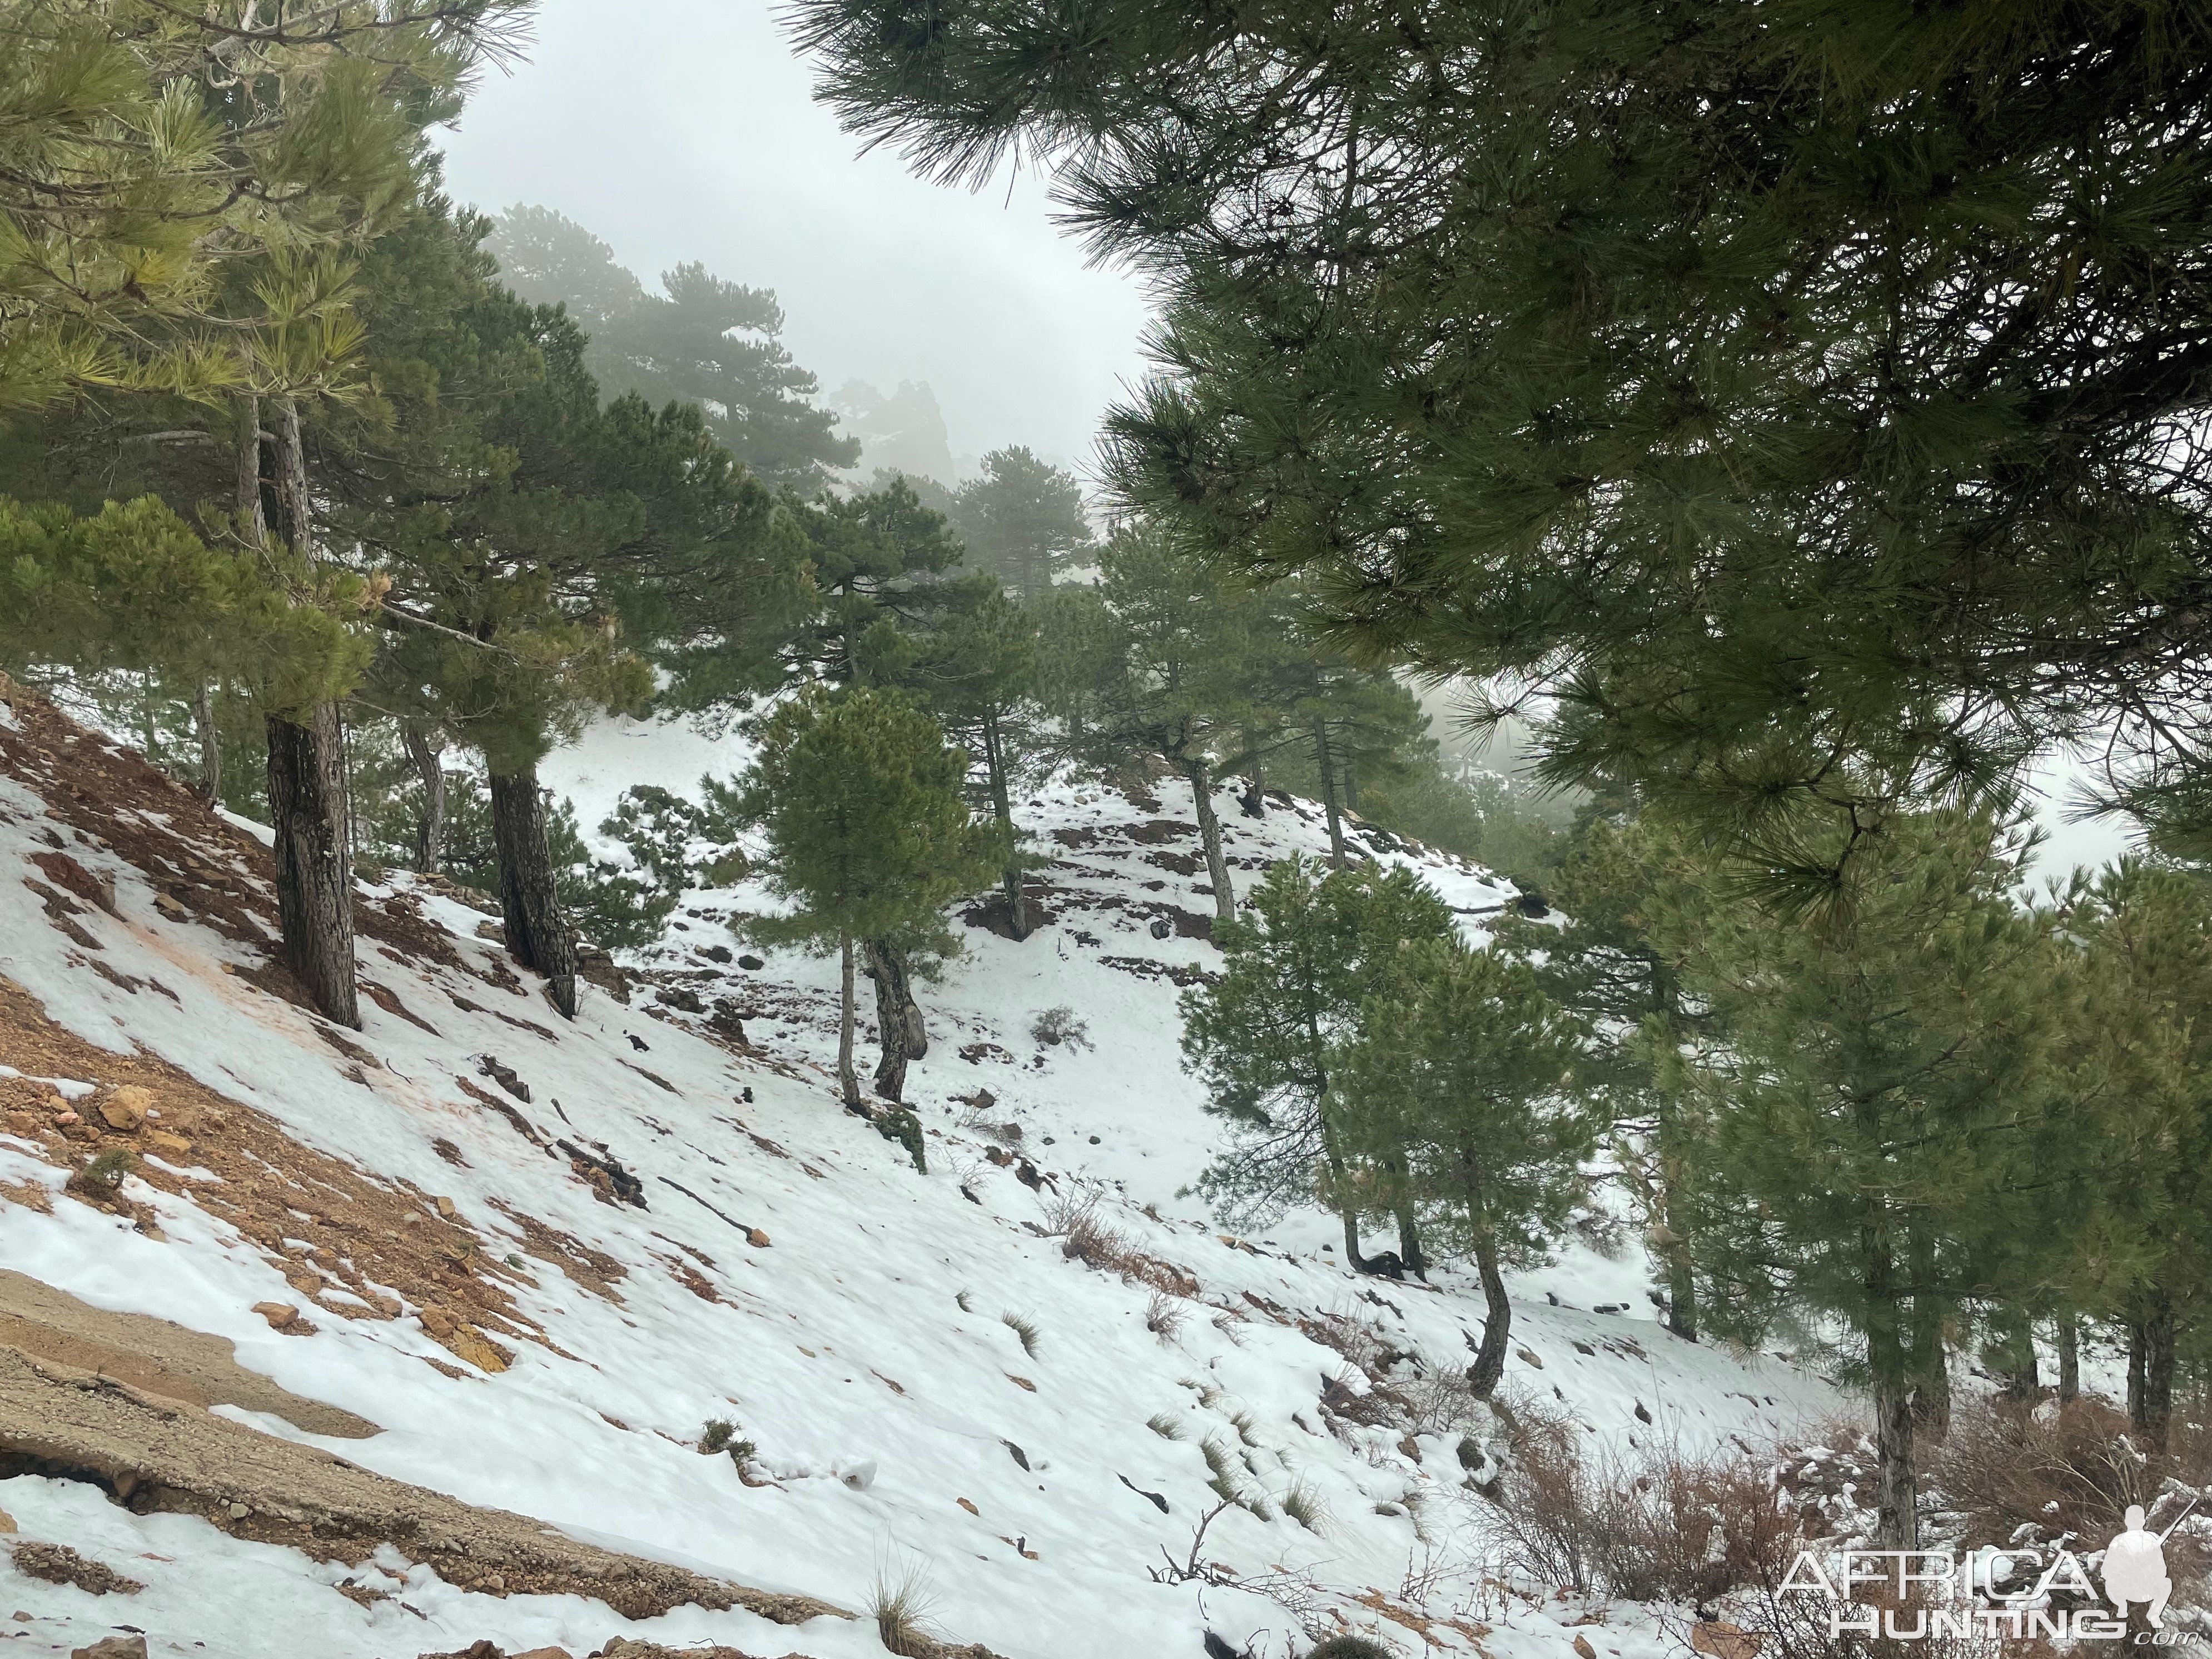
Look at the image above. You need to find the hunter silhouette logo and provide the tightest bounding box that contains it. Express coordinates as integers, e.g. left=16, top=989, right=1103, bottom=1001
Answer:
left=2104, top=1503, right=2179, bottom=1629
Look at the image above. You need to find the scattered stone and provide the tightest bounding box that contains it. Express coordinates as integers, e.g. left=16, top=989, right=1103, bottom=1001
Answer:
left=71, top=1637, right=147, bottom=1659
left=252, top=1302, right=299, bottom=1330
left=1574, top=1636, right=1598, bottom=1659
left=0, top=1508, right=11, bottom=1533
left=627, top=1034, right=649, bottom=1052
left=153, top=891, right=190, bottom=921
left=699, top=945, right=732, bottom=964
left=144, top=1130, right=192, bottom=1157
left=9, top=1541, right=142, bottom=1595
left=1517, top=1346, right=1543, bottom=1368
left=654, top=985, right=704, bottom=1015
left=226, top=1502, right=250, bottom=1519
left=435, top=1195, right=458, bottom=1220
left=736, top=954, right=765, bottom=970
left=1087, top=1135, right=1100, bottom=1145
left=745, top=1227, right=771, bottom=1249
left=97, top=1086, right=152, bottom=1132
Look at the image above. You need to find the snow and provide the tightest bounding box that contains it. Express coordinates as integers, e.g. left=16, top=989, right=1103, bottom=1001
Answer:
left=0, top=709, right=1842, bottom=1658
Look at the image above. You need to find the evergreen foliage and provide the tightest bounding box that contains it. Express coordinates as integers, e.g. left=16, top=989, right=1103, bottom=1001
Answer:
left=734, top=686, right=1000, bottom=1107
left=948, top=446, right=1091, bottom=599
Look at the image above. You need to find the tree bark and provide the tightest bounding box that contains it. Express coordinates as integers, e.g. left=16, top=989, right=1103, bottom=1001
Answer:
left=1181, top=757, right=1235, bottom=924
left=236, top=392, right=265, bottom=544
left=193, top=682, right=221, bottom=806
left=982, top=711, right=1026, bottom=939
left=1998, top=1306, right=2040, bottom=1403
left=1864, top=1203, right=1917, bottom=1548
left=837, top=934, right=861, bottom=1109
left=1395, top=1204, right=1427, bottom=1281
left=400, top=723, right=446, bottom=875
left=1338, top=1207, right=1369, bottom=1272
left=864, top=936, right=927, bottom=1102
left=2057, top=1312, right=2080, bottom=1404
left=1314, top=722, right=1348, bottom=869
left=1907, top=1228, right=1950, bottom=1442
left=260, top=395, right=358, bottom=1029
left=2129, top=1287, right=2176, bottom=1448
left=266, top=707, right=359, bottom=1028
left=1468, top=1228, right=1512, bottom=1400
left=489, top=766, right=580, bottom=1018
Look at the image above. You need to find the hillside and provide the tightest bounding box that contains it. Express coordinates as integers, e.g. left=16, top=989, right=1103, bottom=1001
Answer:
left=0, top=689, right=1837, bottom=1659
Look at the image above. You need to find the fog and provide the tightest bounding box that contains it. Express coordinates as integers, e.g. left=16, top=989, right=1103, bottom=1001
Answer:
left=435, top=0, right=1152, bottom=480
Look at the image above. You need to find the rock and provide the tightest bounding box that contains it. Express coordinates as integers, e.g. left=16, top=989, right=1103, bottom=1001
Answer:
left=226, top=1502, right=250, bottom=1519
left=435, top=1195, right=458, bottom=1220
left=153, top=891, right=190, bottom=921
left=1517, top=1346, right=1543, bottom=1368
left=417, top=1307, right=458, bottom=1338
left=144, top=1130, right=192, bottom=1157
left=252, top=1302, right=299, bottom=1330
left=71, top=1638, right=147, bottom=1659
left=515, top=1650, right=576, bottom=1659
left=1574, top=1636, right=1598, bottom=1659
left=1690, top=1622, right=1765, bottom=1659
left=98, top=1086, right=152, bottom=1131
left=699, top=945, right=732, bottom=964
left=737, top=954, right=765, bottom=970
left=654, top=985, right=704, bottom=1015
left=745, top=1227, right=771, bottom=1249
left=0, top=1507, right=12, bottom=1532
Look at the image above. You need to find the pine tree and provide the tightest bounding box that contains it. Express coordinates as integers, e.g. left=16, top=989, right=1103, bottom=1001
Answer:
left=1181, top=855, right=1455, bottom=1271
left=735, top=687, right=1000, bottom=1108
left=949, top=446, right=1092, bottom=599
left=485, top=206, right=858, bottom=493
left=1662, top=810, right=2079, bottom=1547
left=2056, top=859, right=2212, bottom=1448
left=1082, top=525, right=1257, bottom=924
left=914, top=580, right=1042, bottom=936
left=1333, top=937, right=1591, bottom=1394
left=797, top=0, right=2212, bottom=870
left=1493, top=811, right=1709, bottom=1339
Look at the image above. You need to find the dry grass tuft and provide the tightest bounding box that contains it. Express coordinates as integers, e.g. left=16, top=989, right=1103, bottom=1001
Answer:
left=871, top=1562, right=937, bottom=1657
left=1000, top=1309, right=1041, bottom=1359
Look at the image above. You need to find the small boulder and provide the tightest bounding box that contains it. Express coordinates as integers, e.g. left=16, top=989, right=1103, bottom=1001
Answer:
left=72, top=1638, right=148, bottom=1659
left=98, top=1086, right=152, bottom=1132
left=0, top=1507, right=12, bottom=1532
left=144, top=1130, right=192, bottom=1157
left=252, top=1302, right=299, bottom=1331
left=745, top=1227, right=771, bottom=1249
left=1573, top=1637, right=1598, bottom=1659
left=736, top=954, right=765, bottom=970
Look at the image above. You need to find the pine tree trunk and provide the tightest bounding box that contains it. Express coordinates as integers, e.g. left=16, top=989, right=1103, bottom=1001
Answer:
left=193, top=682, right=221, bottom=806
left=1908, top=1228, right=1950, bottom=1442
left=489, top=766, right=580, bottom=1018
left=2057, top=1313, right=2080, bottom=1404
left=1999, top=1306, right=2040, bottom=1402
left=236, top=392, right=266, bottom=543
left=265, top=707, right=359, bottom=1028
left=983, top=712, right=1026, bottom=939
left=400, top=723, right=445, bottom=875
left=1395, top=1205, right=1427, bottom=1281
left=2129, top=1288, right=2176, bottom=1448
left=259, top=396, right=359, bottom=1029
left=837, top=935, right=861, bottom=1109
left=1338, top=1207, right=1369, bottom=1272
left=864, top=937, right=927, bottom=1102
left=1314, top=722, right=1348, bottom=868
left=1181, top=757, right=1235, bottom=924
left=1467, top=1227, right=1512, bottom=1401
left=1863, top=1204, right=1918, bottom=1549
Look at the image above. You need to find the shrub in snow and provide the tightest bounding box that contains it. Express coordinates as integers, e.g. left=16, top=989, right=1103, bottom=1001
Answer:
left=1028, top=1005, right=1091, bottom=1049
left=698, top=1418, right=757, bottom=1469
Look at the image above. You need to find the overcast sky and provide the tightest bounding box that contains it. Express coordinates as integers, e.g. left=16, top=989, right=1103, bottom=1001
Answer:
left=435, top=0, right=1152, bottom=475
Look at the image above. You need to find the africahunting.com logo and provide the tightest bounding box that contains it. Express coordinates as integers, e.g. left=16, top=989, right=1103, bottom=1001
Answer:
left=1782, top=1507, right=2199, bottom=1645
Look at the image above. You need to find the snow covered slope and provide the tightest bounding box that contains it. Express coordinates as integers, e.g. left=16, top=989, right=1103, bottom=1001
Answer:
left=0, top=693, right=1838, bottom=1659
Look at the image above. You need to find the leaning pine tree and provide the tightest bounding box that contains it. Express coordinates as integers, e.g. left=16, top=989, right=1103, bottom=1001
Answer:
left=735, top=686, right=999, bottom=1109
